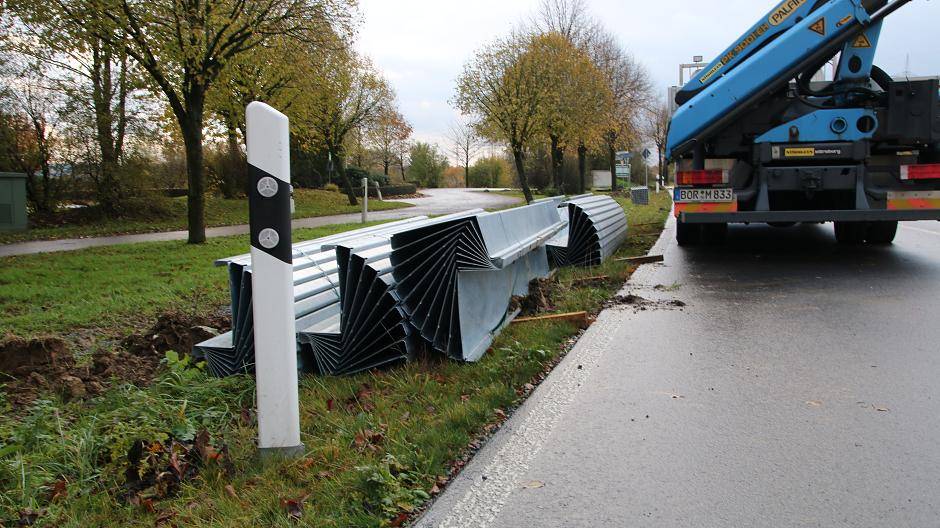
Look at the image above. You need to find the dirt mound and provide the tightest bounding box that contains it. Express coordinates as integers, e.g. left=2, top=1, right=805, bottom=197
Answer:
left=0, top=336, right=69, bottom=377
left=1, top=311, right=230, bottom=410
left=0, top=336, right=163, bottom=409
left=122, top=311, right=229, bottom=357
left=511, top=278, right=557, bottom=317
left=606, top=294, right=687, bottom=312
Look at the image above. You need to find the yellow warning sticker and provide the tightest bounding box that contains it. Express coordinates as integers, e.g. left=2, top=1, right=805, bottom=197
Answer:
left=785, top=148, right=816, bottom=157
left=809, top=18, right=826, bottom=36
left=852, top=34, right=872, bottom=48
left=769, top=0, right=809, bottom=26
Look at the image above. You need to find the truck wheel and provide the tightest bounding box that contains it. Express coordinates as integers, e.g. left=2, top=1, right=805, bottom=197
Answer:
left=834, top=222, right=866, bottom=244
left=676, top=221, right=700, bottom=246
left=702, top=223, right=728, bottom=245
left=867, top=221, right=898, bottom=244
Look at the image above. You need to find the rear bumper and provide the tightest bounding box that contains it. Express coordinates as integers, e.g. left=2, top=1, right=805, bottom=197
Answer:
left=679, top=209, right=940, bottom=224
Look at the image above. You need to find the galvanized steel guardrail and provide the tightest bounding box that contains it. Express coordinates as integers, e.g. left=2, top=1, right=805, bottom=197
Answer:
left=195, top=194, right=628, bottom=377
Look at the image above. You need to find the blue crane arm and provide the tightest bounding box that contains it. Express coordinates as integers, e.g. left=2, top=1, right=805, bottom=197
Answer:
left=667, top=0, right=908, bottom=160
left=675, top=0, right=827, bottom=106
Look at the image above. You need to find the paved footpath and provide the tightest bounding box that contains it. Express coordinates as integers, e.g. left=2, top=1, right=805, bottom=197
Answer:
left=0, top=188, right=519, bottom=257
left=416, top=219, right=940, bottom=528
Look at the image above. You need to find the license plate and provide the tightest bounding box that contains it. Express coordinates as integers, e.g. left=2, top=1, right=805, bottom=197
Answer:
left=674, top=188, right=734, bottom=203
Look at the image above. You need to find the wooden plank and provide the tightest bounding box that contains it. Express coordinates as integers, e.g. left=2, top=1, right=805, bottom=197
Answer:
left=615, top=254, right=664, bottom=265
left=512, top=311, right=591, bottom=327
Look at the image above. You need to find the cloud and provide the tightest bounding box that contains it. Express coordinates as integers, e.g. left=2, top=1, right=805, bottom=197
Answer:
left=358, top=0, right=940, bottom=144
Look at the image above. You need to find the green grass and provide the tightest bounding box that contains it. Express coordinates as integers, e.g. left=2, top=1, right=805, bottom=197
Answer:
left=0, top=190, right=412, bottom=245
left=0, top=221, right=392, bottom=338
left=0, top=191, right=672, bottom=527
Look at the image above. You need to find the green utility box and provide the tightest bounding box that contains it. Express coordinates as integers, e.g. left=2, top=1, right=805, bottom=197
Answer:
left=0, top=173, right=28, bottom=231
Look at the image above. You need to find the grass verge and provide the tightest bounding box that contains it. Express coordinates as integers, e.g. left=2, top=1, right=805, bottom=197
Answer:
left=0, top=191, right=672, bottom=527
left=0, top=190, right=412, bottom=245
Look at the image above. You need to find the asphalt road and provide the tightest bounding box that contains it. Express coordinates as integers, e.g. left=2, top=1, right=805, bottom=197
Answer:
left=417, top=219, right=940, bottom=528
left=0, top=188, right=520, bottom=257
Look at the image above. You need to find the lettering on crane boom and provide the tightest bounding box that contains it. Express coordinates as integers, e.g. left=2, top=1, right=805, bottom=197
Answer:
left=769, top=0, right=808, bottom=26
left=699, top=23, right=771, bottom=84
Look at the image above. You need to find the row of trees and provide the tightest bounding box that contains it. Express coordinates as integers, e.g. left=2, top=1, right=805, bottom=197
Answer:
left=0, top=0, right=415, bottom=243
left=453, top=0, right=661, bottom=202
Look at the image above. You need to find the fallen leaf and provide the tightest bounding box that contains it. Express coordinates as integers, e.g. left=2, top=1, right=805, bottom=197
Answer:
left=224, top=484, right=238, bottom=500
left=47, top=479, right=67, bottom=502
left=17, top=508, right=43, bottom=526
left=326, top=399, right=334, bottom=411
left=806, top=400, right=823, bottom=407
left=389, top=512, right=410, bottom=527
left=494, top=408, right=508, bottom=420
left=875, top=405, right=890, bottom=412
left=281, top=495, right=309, bottom=522
left=430, top=484, right=441, bottom=495
left=523, top=480, right=545, bottom=489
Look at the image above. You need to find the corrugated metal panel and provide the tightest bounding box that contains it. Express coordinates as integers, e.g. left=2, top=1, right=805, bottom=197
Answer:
left=547, top=195, right=629, bottom=267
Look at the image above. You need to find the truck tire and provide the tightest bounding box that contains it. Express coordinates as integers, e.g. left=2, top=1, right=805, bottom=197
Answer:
left=867, top=221, right=898, bottom=244
left=834, top=222, right=866, bottom=244
left=702, top=223, right=728, bottom=245
left=676, top=221, right=700, bottom=246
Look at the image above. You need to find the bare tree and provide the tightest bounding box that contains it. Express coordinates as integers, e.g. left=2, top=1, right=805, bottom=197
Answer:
left=447, top=119, right=485, bottom=188
left=530, top=0, right=601, bottom=48
left=591, top=32, right=654, bottom=192
left=645, top=101, right=672, bottom=186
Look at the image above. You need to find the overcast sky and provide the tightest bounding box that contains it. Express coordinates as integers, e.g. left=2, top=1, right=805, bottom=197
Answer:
left=357, top=0, right=940, bottom=151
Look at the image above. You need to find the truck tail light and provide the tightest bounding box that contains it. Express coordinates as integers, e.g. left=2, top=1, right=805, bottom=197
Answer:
left=677, top=169, right=729, bottom=186
left=900, top=163, right=940, bottom=181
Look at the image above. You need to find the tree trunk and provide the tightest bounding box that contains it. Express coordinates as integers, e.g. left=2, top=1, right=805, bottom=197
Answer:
left=607, top=140, right=619, bottom=193
left=219, top=115, right=245, bottom=199
left=511, top=145, right=534, bottom=203
left=333, top=145, right=358, bottom=206
left=91, top=42, right=120, bottom=216
left=577, top=142, right=588, bottom=194
left=658, top=147, right=667, bottom=185
left=464, top=162, right=470, bottom=188
left=180, top=104, right=207, bottom=244
left=383, top=160, right=390, bottom=177
left=549, top=134, right=564, bottom=193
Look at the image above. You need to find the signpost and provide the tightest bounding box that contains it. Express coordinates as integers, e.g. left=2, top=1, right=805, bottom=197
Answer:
left=246, top=102, right=303, bottom=459
left=642, top=148, right=655, bottom=192
left=615, top=151, right=632, bottom=187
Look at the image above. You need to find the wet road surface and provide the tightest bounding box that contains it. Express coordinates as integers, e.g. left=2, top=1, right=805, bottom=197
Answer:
left=0, top=188, right=520, bottom=257
left=417, top=219, right=940, bottom=528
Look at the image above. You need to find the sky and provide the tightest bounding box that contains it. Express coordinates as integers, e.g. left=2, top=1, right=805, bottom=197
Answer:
left=356, top=0, right=940, bottom=152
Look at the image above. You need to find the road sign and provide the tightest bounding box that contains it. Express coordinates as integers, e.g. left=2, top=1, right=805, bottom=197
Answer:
left=642, top=148, right=652, bottom=161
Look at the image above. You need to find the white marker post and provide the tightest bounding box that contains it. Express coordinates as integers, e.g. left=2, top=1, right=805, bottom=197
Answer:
left=246, top=102, right=303, bottom=459
left=361, top=177, right=369, bottom=223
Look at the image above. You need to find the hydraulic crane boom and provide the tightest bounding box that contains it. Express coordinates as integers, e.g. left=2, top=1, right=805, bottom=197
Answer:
left=665, top=0, right=940, bottom=246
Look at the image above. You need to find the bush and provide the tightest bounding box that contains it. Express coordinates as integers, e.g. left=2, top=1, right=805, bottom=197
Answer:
left=539, top=187, right=562, bottom=197
left=323, top=183, right=340, bottom=193
left=407, top=142, right=447, bottom=188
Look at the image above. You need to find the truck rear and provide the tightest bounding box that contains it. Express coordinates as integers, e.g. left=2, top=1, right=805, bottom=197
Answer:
left=666, top=0, right=940, bottom=245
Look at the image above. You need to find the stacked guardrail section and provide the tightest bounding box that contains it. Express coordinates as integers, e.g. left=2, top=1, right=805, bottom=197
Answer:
left=195, top=194, right=627, bottom=377
left=547, top=195, right=628, bottom=267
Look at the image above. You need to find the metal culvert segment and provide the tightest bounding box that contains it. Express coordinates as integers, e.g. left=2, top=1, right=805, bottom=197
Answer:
left=547, top=195, right=628, bottom=267
left=390, top=202, right=565, bottom=362
left=300, top=240, right=418, bottom=376
left=193, top=218, right=429, bottom=377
